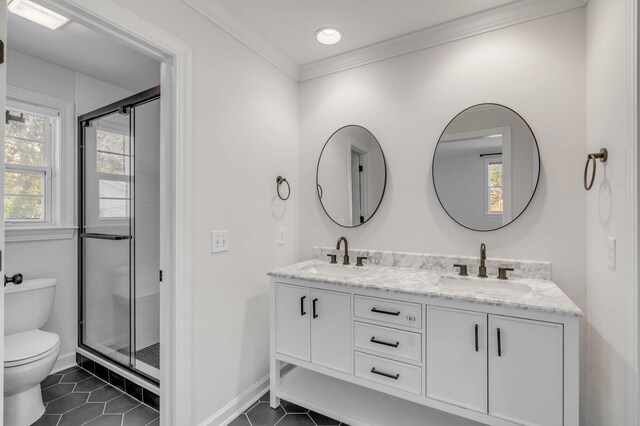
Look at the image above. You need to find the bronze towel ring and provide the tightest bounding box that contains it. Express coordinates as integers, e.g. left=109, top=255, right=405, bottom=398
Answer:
left=584, top=148, right=608, bottom=190
left=276, top=176, right=290, bottom=201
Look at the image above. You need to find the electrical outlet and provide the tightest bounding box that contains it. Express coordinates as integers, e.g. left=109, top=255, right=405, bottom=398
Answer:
left=278, top=227, right=286, bottom=246
left=608, top=237, right=616, bottom=270
left=211, top=230, right=229, bottom=253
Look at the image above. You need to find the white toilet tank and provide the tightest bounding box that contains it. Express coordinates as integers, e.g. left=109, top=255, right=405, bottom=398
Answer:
left=4, top=278, right=57, bottom=336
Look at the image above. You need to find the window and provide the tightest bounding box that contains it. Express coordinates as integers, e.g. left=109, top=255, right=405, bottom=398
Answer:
left=96, top=129, right=131, bottom=218
left=486, top=159, right=504, bottom=214
left=4, top=104, right=56, bottom=223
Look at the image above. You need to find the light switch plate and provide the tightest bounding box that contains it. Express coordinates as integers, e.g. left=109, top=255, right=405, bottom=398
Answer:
left=608, top=237, right=616, bottom=270
left=277, top=227, right=286, bottom=246
left=211, top=230, right=229, bottom=253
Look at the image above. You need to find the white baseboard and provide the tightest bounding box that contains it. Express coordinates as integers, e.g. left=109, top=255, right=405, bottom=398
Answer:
left=52, top=351, right=76, bottom=373
left=199, top=375, right=269, bottom=426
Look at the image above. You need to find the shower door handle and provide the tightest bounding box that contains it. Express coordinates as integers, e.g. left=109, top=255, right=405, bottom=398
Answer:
left=81, top=233, right=132, bottom=240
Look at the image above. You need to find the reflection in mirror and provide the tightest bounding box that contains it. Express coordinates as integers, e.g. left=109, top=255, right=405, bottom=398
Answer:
left=432, top=104, right=540, bottom=231
left=317, top=125, right=387, bottom=227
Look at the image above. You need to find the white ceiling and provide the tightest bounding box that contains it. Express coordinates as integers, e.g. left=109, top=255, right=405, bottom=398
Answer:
left=207, top=0, right=519, bottom=66
left=7, top=12, right=160, bottom=92
left=185, top=0, right=586, bottom=80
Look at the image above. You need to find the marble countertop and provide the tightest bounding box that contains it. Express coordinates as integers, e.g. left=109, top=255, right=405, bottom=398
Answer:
left=268, top=259, right=583, bottom=317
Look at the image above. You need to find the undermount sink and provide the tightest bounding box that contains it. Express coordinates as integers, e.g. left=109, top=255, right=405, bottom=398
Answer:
left=303, top=263, right=367, bottom=277
left=438, top=276, right=532, bottom=297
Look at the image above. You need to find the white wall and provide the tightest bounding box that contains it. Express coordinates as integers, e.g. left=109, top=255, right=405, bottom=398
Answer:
left=4, top=49, right=152, bottom=366
left=584, top=0, right=632, bottom=424
left=110, top=1, right=300, bottom=424
left=299, top=8, right=588, bottom=421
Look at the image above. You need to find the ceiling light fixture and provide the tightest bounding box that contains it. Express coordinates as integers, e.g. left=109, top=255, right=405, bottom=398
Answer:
left=8, top=0, right=70, bottom=30
left=315, top=28, right=342, bottom=45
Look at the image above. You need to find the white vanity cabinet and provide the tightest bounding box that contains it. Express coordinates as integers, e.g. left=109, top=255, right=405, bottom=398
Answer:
left=275, top=283, right=311, bottom=361
left=270, top=275, right=580, bottom=426
left=488, top=315, right=564, bottom=426
left=426, top=306, right=488, bottom=413
left=310, top=288, right=351, bottom=373
left=274, top=283, right=351, bottom=373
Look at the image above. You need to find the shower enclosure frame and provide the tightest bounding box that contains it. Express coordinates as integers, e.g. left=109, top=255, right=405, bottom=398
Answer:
left=77, top=86, right=161, bottom=386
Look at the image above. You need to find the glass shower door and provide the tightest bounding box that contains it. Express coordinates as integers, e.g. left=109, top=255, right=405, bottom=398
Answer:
left=80, top=110, right=135, bottom=367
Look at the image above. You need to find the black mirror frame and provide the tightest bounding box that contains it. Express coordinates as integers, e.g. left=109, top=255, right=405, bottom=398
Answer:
left=316, top=124, right=388, bottom=228
left=432, top=103, right=541, bottom=232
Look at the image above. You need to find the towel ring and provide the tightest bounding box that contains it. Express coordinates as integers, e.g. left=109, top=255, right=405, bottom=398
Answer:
left=584, top=148, right=608, bottom=190
left=276, top=176, right=290, bottom=201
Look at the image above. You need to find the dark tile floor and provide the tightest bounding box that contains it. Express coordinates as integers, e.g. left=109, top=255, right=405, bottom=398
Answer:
left=229, top=392, right=348, bottom=426
left=33, top=366, right=159, bottom=426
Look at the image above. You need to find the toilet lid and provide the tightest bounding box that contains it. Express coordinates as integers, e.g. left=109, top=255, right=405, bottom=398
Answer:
left=5, top=330, right=59, bottom=365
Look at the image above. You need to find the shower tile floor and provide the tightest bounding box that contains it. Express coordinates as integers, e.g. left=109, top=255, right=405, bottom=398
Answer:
left=33, top=366, right=158, bottom=426
left=229, top=392, right=348, bottom=426
left=135, top=343, right=160, bottom=370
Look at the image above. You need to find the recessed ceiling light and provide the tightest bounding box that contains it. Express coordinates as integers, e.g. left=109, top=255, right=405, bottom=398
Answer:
left=315, top=28, right=342, bottom=45
left=8, top=0, right=70, bottom=30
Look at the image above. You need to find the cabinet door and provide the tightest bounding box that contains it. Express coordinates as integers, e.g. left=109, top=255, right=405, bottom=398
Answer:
left=489, top=315, right=563, bottom=426
left=275, top=284, right=310, bottom=361
left=426, top=306, right=487, bottom=413
left=311, top=289, right=351, bottom=373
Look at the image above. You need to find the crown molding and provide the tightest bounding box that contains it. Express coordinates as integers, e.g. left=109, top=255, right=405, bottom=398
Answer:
left=300, top=0, right=587, bottom=80
left=182, top=0, right=301, bottom=80
left=182, top=0, right=586, bottom=82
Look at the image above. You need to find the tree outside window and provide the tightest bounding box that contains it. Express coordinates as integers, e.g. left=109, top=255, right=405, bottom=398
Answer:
left=488, top=161, right=503, bottom=214
left=4, top=108, right=52, bottom=222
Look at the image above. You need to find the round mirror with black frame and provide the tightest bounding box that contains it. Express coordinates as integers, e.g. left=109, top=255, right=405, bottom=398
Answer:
left=316, top=125, right=387, bottom=228
left=432, top=104, right=540, bottom=232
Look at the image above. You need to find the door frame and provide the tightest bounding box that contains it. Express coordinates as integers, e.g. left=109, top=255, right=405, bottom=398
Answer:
left=33, top=1, right=193, bottom=424
left=625, top=0, right=639, bottom=424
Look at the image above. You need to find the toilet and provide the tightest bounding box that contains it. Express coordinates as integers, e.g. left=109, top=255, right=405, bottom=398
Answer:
left=4, top=278, right=60, bottom=426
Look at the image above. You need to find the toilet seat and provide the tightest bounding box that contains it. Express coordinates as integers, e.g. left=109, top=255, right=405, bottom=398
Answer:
left=5, top=330, right=60, bottom=368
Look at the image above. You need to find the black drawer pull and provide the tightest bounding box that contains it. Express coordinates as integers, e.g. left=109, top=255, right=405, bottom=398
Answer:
left=313, top=298, right=318, bottom=319
left=475, top=324, right=479, bottom=352
left=370, top=367, right=400, bottom=380
left=497, top=328, right=502, bottom=357
left=300, top=296, right=306, bottom=316
left=370, top=337, right=400, bottom=348
left=371, top=307, right=401, bottom=316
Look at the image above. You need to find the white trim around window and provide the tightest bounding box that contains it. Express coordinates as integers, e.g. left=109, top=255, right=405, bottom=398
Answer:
left=5, top=85, right=76, bottom=242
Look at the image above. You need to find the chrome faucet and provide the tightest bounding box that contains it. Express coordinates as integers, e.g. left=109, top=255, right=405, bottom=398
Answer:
left=336, top=237, right=350, bottom=265
left=478, top=243, right=488, bottom=278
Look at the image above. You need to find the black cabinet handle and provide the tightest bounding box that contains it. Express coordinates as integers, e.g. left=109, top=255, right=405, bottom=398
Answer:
left=497, top=328, right=502, bottom=357
left=313, top=298, right=318, bottom=318
left=300, top=296, right=306, bottom=316
left=370, top=337, right=400, bottom=348
left=371, top=307, right=401, bottom=316
left=475, top=324, right=479, bottom=352
left=370, top=367, right=399, bottom=380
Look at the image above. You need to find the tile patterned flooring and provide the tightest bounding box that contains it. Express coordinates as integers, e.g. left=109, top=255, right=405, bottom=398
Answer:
left=229, top=392, right=348, bottom=426
left=32, top=366, right=159, bottom=426
left=33, top=369, right=342, bottom=426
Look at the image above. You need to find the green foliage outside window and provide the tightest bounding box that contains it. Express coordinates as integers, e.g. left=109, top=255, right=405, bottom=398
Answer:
left=488, top=162, right=503, bottom=213
left=4, top=110, right=48, bottom=221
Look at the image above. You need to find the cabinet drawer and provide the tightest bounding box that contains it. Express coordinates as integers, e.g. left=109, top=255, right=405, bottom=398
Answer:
left=354, top=295, right=421, bottom=329
left=354, top=352, right=422, bottom=395
left=354, top=322, right=422, bottom=363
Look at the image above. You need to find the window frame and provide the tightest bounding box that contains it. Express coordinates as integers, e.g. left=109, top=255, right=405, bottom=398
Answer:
left=5, top=100, right=55, bottom=224
left=484, top=155, right=504, bottom=216
left=94, top=125, right=132, bottom=222
left=4, top=85, right=76, bottom=242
